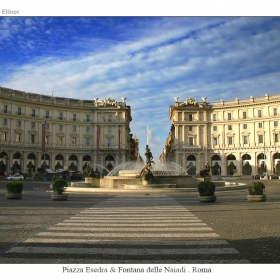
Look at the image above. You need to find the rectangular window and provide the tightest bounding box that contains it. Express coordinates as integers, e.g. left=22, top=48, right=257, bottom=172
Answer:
left=72, top=126, right=76, bottom=132
left=1, top=132, right=7, bottom=141
left=3, top=118, right=7, bottom=125
left=59, top=112, right=63, bottom=120
left=189, top=126, right=193, bottom=132
left=72, top=138, right=76, bottom=145
left=189, top=114, right=193, bottom=121
left=86, top=126, right=90, bottom=133
left=189, top=137, right=193, bottom=146
left=258, top=110, right=262, bottom=117
left=213, top=126, right=217, bottom=131
left=258, top=123, right=263, bottom=128
left=228, top=137, right=233, bottom=145
left=108, top=114, right=112, bottom=122
left=275, top=134, right=279, bottom=143
left=108, top=126, right=112, bottom=132
left=31, top=122, right=35, bottom=128
left=30, top=135, right=35, bottom=144
left=243, top=136, right=248, bottom=144
left=228, top=125, right=232, bottom=130
left=58, top=137, right=63, bottom=145
left=259, top=135, right=263, bottom=143
left=86, top=115, right=90, bottom=122
left=46, top=111, right=49, bottom=118
left=274, top=108, right=277, bottom=116
left=73, top=113, right=76, bottom=121
left=85, top=138, right=90, bottom=145
left=189, top=137, right=194, bottom=146
left=59, top=125, right=63, bottom=131
left=243, top=111, right=246, bottom=119
left=18, top=107, right=21, bottom=115
left=31, top=109, right=35, bottom=117
left=16, top=133, right=20, bottom=142
left=17, top=120, right=21, bottom=127
left=243, top=124, right=247, bottom=129
left=4, top=105, right=7, bottom=113
left=45, top=123, right=49, bottom=130
left=213, top=137, right=218, bottom=145
left=274, top=121, right=278, bottom=127
left=213, top=114, right=217, bottom=121
left=228, top=113, right=232, bottom=120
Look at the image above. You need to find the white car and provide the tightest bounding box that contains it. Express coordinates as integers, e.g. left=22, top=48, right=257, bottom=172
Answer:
left=7, top=174, right=24, bottom=180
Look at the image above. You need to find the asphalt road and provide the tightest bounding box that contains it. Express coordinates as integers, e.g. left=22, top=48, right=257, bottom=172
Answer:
left=0, top=178, right=279, bottom=264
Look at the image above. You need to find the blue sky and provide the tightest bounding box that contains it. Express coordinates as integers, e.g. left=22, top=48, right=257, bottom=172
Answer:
left=1, top=16, right=280, bottom=160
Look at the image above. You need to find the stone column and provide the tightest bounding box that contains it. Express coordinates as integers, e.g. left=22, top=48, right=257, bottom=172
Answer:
left=197, top=125, right=200, bottom=146
left=78, top=154, right=83, bottom=172
left=203, top=125, right=207, bottom=147
left=237, top=152, right=242, bottom=176
left=252, top=152, right=257, bottom=175
left=221, top=153, right=226, bottom=176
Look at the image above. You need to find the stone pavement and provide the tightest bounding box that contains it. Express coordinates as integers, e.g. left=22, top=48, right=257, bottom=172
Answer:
left=0, top=178, right=279, bottom=264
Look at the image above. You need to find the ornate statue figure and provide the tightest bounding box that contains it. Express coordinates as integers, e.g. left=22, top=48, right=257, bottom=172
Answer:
left=140, top=145, right=154, bottom=183
left=84, top=162, right=93, bottom=177
left=199, top=161, right=210, bottom=177
left=84, top=163, right=101, bottom=178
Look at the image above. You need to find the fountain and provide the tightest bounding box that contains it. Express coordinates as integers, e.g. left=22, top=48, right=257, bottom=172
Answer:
left=71, top=145, right=202, bottom=190
left=120, top=145, right=177, bottom=189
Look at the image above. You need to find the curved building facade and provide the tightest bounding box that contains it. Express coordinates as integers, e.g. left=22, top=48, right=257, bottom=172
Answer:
left=161, top=93, right=280, bottom=177
left=0, top=87, right=139, bottom=176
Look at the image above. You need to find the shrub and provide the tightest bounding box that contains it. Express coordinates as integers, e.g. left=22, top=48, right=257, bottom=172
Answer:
left=52, top=179, right=68, bottom=194
left=6, top=180, right=23, bottom=194
left=197, top=181, right=216, bottom=196
left=248, top=181, right=265, bottom=195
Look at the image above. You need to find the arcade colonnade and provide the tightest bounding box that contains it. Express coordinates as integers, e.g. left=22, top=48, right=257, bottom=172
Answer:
left=0, top=87, right=139, bottom=176
left=176, top=151, right=280, bottom=176
left=161, top=94, right=280, bottom=177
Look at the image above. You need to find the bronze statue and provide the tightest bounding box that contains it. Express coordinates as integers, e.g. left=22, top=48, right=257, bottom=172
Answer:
left=140, top=145, right=154, bottom=183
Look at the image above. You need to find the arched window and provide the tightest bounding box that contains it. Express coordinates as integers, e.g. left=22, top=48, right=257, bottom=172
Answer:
left=242, top=154, right=251, bottom=160
left=187, top=155, right=196, bottom=161
left=83, top=155, right=91, bottom=161
left=212, top=155, right=221, bottom=160
left=69, top=155, right=78, bottom=161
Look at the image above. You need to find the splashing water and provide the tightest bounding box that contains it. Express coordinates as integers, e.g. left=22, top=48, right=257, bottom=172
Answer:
left=94, top=164, right=110, bottom=173
left=108, top=161, right=187, bottom=176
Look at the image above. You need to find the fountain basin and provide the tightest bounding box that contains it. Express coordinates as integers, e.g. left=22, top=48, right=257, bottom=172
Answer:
left=123, top=184, right=176, bottom=189
left=118, top=170, right=186, bottom=177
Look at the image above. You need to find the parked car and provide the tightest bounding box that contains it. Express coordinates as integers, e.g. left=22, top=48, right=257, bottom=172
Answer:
left=42, top=174, right=55, bottom=181
left=7, top=173, right=24, bottom=181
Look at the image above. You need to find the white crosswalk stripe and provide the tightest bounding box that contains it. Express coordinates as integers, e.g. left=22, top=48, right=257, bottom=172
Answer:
left=2, top=195, right=250, bottom=263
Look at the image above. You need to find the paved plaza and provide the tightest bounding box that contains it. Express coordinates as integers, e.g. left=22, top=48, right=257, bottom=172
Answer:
left=0, top=179, right=280, bottom=264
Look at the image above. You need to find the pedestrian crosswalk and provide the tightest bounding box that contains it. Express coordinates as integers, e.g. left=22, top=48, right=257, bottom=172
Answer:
left=1, top=195, right=250, bottom=263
